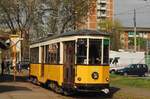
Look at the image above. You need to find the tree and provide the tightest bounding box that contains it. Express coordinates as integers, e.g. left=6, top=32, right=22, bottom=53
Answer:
left=0, top=0, right=39, bottom=34
left=0, top=0, right=96, bottom=36
left=31, top=0, right=96, bottom=36
left=128, top=36, right=146, bottom=51
left=56, top=0, right=96, bottom=34
left=0, top=0, right=40, bottom=61
left=98, top=19, right=123, bottom=51
left=0, top=0, right=96, bottom=60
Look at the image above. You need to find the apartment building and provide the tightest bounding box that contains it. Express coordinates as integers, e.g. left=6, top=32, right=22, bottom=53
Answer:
left=97, top=0, right=113, bottom=21
left=83, top=0, right=113, bottom=30
left=123, top=27, right=150, bottom=51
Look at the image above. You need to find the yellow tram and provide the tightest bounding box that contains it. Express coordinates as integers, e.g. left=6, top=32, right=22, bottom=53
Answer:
left=29, top=29, right=110, bottom=95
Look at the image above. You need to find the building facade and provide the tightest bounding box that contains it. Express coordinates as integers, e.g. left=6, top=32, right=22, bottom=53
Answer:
left=123, top=27, right=150, bottom=51
left=82, top=0, right=113, bottom=30
left=97, top=0, right=113, bottom=21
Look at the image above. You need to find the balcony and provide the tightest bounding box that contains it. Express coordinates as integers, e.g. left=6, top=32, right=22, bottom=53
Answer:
left=100, top=13, right=107, bottom=17
left=97, top=5, right=107, bottom=11
left=97, top=0, right=107, bottom=4
left=100, top=6, right=107, bottom=10
left=100, top=0, right=107, bottom=4
left=97, top=10, right=107, bottom=18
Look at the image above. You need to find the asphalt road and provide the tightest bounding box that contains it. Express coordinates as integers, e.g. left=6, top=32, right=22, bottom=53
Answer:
left=0, top=74, right=114, bottom=99
left=1, top=72, right=150, bottom=99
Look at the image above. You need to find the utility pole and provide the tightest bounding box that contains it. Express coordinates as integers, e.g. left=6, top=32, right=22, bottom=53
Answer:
left=10, top=34, right=23, bottom=81
left=134, top=9, right=137, bottom=52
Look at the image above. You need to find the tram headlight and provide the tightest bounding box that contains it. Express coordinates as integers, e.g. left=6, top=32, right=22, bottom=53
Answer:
left=91, top=72, right=99, bottom=80
left=77, top=77, right=82, bottom=81
left=106, top=77, right=109, bottom=82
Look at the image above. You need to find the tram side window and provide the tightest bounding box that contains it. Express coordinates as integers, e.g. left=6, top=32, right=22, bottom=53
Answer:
left=89, top=39, right=102, bottom=65
left=30, top=47, right=39, bottom=63
left=77, top=39, right=87, bottom=64
left=46, top=43, right=60, bottom=64
left=103, top=39, right=109, bottom=64
left=45, top=45, right=49, bottom=63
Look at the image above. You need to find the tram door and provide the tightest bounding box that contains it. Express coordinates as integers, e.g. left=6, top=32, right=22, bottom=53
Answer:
left=63, top=41, right=75, bottom=87
left=41, top=46, right=44, bottom=77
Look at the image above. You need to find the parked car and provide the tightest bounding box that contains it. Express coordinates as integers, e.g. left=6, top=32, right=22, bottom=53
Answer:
left=110, top=66, right=124, bottom=73
left=115, top=64, right=148, bottom=76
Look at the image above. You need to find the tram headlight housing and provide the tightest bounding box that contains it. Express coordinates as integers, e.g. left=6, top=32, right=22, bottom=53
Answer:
left=106, top=77, right=109, bottom=82
left=77, top=77, right=82, bottom=81
left=91, top=72, right=99, bottom=80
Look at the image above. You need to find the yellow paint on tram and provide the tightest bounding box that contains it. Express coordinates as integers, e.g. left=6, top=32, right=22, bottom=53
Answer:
left=75, top=65, right=109, bottom=84
left=30, top=64, right=64, bottom=86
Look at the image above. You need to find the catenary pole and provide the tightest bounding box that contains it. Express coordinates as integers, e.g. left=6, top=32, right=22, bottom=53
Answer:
left=134, top=9, right=137, bottom=52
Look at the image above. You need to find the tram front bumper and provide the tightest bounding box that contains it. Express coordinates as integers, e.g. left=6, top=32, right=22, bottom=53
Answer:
left=74, top=83, right=109, bottom=92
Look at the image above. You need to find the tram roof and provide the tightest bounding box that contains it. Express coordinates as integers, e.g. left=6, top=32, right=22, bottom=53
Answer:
left=31, top=29, right=110, bottom=44
left=58, top=29, right=110, bottom=37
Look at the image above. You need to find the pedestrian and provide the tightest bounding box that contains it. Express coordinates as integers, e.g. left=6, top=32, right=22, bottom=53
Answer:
left=1, top=60, right=4, bottom=75
left=6, top=61, right=10, bottom=74
left=18, top=61, right=22, bottom=73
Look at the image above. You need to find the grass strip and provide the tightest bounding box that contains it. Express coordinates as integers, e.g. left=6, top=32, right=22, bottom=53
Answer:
left=110, top=74, right=150, bottom=89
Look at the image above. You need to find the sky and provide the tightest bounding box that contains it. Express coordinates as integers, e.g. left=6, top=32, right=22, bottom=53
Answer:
left=114, top=0, right=150, bottom=27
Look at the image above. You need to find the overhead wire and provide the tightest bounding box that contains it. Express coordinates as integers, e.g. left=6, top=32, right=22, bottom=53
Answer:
left=113, top=1, right=150, bottom=27
left=114, top=3, right=150, bottom=16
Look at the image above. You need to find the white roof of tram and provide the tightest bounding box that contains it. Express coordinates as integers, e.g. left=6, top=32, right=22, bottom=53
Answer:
left=30, top=29, right=110, bottom=45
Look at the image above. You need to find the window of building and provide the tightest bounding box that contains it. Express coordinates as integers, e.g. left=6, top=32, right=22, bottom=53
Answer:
left=101, top=3, right=106, bottom=8
left=89, top=39, right=102, bottom=65
left=101, top=10, right=106, bottom=14
left=30, top=47, right=39, bottom=63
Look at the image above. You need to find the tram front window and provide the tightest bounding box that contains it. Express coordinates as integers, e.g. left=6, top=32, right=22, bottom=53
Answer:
left=89, top=39, right=102, bottom=65
left=77, top=39, right=87, bottom=64
left=103, top=39, right=109, bottom=64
